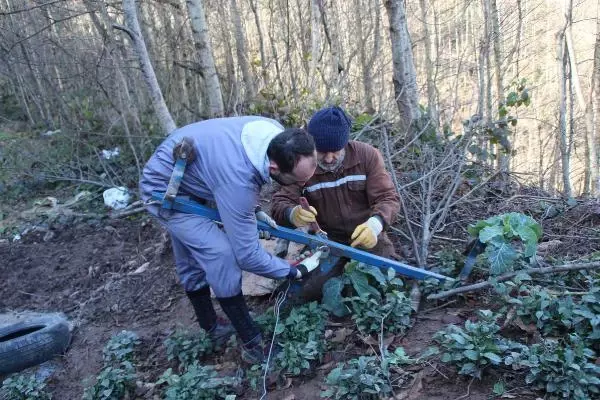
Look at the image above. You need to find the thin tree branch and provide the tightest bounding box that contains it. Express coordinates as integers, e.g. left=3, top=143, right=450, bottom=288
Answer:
left=428, top=261, right=600, bottom=300
left=0, top=0, right=66, bottom=16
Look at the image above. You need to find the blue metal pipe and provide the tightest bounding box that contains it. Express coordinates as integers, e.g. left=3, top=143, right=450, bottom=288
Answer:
left=151, top=192, right=452, bottom=282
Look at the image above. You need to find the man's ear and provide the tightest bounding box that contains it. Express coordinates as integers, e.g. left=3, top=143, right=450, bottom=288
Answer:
left=268, top=159, right=279, bottom=175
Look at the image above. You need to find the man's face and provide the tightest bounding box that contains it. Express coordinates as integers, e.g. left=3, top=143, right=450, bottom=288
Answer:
left=270, top=153, right=317, bottom=186
left=317, top=148, right=345, bottom=172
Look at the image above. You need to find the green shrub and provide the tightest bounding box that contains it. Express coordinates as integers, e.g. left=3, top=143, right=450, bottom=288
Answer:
left=102, top=330, right=140, bottom=364
left=320, top=356, right=392, bottom=400
left=164, top=328, right=214, bottom=370
left=82, top=362, right=136, bottom=400
left=468, top=212, right=542, bottom=275
left=344, top=290, right=412, bottom=335
left=82, top=330, right=140, bottom=400
left=519, top=335, right=600, bottom=400
left=272, top=302, right=327, bottom=377
left=323, top=262, right=412, bottom=335
left=1, top=374, right=51, bottom=400
left=157, top=363, right=240, bottom=400
left=433, top=310, right=524, bottom=379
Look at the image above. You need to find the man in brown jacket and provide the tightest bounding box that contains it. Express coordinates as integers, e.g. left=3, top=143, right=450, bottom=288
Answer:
left=271, top=106, right=401, bottom=258
left=271, top=107, right=422, bottom=308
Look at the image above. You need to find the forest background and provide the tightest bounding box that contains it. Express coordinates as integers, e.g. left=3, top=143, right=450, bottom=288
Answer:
left=1, top=0, right=599, bottom=201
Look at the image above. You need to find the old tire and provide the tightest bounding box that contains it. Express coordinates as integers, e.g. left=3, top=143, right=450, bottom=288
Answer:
left=0, top=315, right=71, bottom=375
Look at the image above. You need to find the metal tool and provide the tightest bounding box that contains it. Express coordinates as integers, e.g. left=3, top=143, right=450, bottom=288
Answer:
left=458, top=239, right=486, bottom=281
left=152, top=191, right=452, bottom=282
left=299, top=196, right=327, bottom=239
left=162, top=137, right=195, bottom=210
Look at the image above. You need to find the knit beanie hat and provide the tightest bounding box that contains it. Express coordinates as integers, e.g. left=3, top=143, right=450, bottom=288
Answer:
left=307, top=106, right=352, bottom=152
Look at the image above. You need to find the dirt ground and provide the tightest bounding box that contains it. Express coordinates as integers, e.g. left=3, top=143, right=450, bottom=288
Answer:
left=5, top=193, right=598, bottom=399
left=0, top=214, right=510, bottom=400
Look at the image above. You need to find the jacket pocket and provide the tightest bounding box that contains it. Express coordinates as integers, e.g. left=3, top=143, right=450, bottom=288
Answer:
left=347, top=180, right=367, bottom=191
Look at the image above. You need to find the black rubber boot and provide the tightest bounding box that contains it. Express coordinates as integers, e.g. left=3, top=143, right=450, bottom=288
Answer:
left=186, top=286, right=234, bottom=347
left=217, top=292, right=265, bottom=363
left=186, top=286, right=218, bottom=330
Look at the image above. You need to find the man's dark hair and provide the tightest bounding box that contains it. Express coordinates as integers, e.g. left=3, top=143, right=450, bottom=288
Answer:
left=267, top=128, right=315, bottom=173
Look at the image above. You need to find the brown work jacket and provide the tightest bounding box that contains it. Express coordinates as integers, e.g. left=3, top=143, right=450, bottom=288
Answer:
left=271, top=140, right=400, bottom=255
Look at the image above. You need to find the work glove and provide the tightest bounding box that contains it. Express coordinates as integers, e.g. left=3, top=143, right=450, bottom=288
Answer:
left=256, top=210, right=277, bottom=239
left=350, top=216, right=383, bottom=249
left=289, top=251, right=322, bottom=279
left=289, top=205, right=318, bottom=228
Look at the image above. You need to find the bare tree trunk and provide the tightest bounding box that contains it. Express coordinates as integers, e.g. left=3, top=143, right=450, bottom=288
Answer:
left=384, top=0, right=420, bottom=135
left=564, top=25, right=592, bottom=194
left=504, top=0, right=522, bottom=74
left=354, top=0, right=369, bottom=110
left=318, top=0, right=344, bottom=101
left=476, top=38, right=488, bottom=163
left=267, top=0, right=284, bottom=93
left=418, top=0, right=437, bottom=127
left=557, top=25, right=572, bottom=197
left=122, top=0, right=176, bottom=135
left=248, top=0, right=268, bottom=84
left=591, top=15, right=600, bottom=195
left=489, top=0, right=508, bottom=173
left=489, top=0, right=503, bottom=107
left=285, top=0, right=298, bottom=99
left=186, top=0, right=224, bottom=117
left=309, top=0, right=321, bottom=96
left=482, top=0, right=494, bottom=167
left=295, top=0, right=310, bottom=83
left=354, top=0, right=379, bottom=113
left=216, top=1, right=238, bottom=112
left=368, top=0, right=382, bottom=110
left=230, top=0, right=256, bottom=103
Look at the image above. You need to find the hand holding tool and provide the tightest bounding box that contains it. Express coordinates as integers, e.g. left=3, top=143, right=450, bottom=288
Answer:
left=290, top=201, right=318, bottom=228
left=299, top=197, right=327, bottom=239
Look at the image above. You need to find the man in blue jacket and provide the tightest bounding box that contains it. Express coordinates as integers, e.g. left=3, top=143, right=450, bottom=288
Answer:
left=139, top=116, right=320, bottom=363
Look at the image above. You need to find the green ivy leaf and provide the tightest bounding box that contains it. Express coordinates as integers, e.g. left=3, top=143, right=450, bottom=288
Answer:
left=479, top=225, right=504, bottom=243
left=357, top=263, right=388, bottom=287
left=493, top=381, right=506, bottom=395
left=515, top=225, right=538, bottom=257
left=458, top=362, right=478, bottom=376
left=483, top=352, right=502, bottom=364
left=322, top=278, right=349, bottom=317
left=449, top=333, right=467, bottom=345
left=486, top=242, right=519, bottom=275
left=347, top=268, right=381, bottom=300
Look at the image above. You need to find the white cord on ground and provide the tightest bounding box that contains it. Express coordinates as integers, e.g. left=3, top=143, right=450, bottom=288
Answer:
left=259, top=279, right=290, bottom=400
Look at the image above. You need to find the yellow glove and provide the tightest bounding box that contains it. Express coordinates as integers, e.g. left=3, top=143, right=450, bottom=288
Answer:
left=290, top=205, right=318, bottom=227
left=350, top=217, right=383, bottom=249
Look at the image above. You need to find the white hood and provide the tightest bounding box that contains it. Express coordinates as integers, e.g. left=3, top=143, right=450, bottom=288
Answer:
left=241, top=120, right=283, bottom=181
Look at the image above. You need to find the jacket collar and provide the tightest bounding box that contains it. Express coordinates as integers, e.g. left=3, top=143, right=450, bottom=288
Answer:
left=314, top=141, right=360, bottom=175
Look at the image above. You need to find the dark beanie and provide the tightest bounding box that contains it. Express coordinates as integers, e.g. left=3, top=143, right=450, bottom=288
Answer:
left=307, top=106, right=352, bottom=152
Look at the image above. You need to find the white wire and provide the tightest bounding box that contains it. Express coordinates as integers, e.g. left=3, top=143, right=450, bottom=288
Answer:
left=259, top=279, right=290, bottom=400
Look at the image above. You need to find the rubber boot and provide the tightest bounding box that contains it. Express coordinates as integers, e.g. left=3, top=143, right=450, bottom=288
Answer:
left=186, top=286, right=235, bottom=347
left=217, top=292, right=266, bottom=364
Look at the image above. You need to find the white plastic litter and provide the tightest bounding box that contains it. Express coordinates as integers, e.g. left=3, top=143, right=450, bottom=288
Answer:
left=101, top=147, right=120, bottom=159
left=103, top=187, right=131, bottom=210
left=41, top=129, right=61, bottom=137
